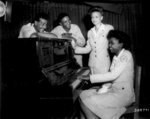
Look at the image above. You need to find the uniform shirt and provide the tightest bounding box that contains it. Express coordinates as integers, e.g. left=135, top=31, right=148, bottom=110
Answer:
left=18, top=23, right=36, bottom=38
left=75, top=23, right=114, bottom=74
left=90, top=49, right=135, bottom=98
left=51, top=24, right=85, bottom=67
left=90, top=49, right=133, bottom=81
left=80, top=49, right=135, bottom=119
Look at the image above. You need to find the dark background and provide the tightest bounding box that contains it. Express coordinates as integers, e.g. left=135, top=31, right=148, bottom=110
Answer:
left=0, top=0, right=149, bottom=118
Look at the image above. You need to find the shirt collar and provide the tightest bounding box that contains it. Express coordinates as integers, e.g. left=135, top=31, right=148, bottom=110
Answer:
left=99, top=23, right=105, bottom=31
left=91, top=23, right=105, bottom=33
left=114, top=49, right=125, bottom=60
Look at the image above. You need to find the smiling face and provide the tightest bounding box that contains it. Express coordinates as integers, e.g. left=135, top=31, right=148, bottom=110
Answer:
left=60, top=16, right=71, bottom=32
left=34, top=18, right=48, bottom=32
left=91, top=11, right=103, bottom=26
left=109, top=37, right=123, bottom=55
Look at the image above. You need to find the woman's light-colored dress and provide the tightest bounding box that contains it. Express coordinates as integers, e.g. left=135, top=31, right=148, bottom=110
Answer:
left=75, top=23, right=114, bottom=74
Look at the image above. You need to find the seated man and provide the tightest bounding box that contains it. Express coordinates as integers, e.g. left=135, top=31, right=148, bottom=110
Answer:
left=18, top=12, right=57, bottom=39
left=51, top=13, right=85, bottom=67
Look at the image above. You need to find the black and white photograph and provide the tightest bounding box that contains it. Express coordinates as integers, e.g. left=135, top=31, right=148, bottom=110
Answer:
left=0, top=0, right=149, bottom=119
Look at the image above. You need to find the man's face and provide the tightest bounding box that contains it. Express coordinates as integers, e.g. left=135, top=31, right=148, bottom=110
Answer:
left=60, top=16, right=71, bottom=32
left=35, top=18, right=48, bottom=32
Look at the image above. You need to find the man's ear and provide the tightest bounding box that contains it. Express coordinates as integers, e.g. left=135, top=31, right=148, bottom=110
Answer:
left=101, top=16, right=103, bottom=21
left=59, top=22, right=62, bottom=26
left=120, top=43, right=123, bottom=48
left=34, top=21, right=38, bottom=25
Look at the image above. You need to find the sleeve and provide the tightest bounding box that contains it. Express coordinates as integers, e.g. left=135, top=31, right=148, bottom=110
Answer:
left=74, top=40, right=91, bottom=54
left=50, top=26, right=62, bottom=38
left=18, top=25, right=35, bottom=38
left=109, top=25, right=114, bottom=30
left=37, top=32, right=58, bottom=39
left=18, top=26, right=24, bottom=38
left=90, top=53, right=131, bottom=83
left=74, top=31, right=92, bottom=54
left=72, top=25, right=86, bottom=47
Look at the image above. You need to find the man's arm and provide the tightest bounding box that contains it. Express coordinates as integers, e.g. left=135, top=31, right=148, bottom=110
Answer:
left=30, top=32, right=58, bottom=39
left=37, top=32, right=58, bottom=39
left=72, top=25, right=86, bottom=47
left=50, top=26, right=62, bottom=38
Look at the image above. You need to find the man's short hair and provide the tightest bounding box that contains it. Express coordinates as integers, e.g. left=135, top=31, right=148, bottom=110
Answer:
left=32, top=12, right=49, bottom=23
left=57, top=13, right=70, bottom=22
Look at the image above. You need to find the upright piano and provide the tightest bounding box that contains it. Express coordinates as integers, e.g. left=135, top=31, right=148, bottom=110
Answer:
left=1, top=37, right=90, bottom=119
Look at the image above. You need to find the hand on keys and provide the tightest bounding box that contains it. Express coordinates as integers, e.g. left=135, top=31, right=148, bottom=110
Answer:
left=78, top=74, right=90, bottom=80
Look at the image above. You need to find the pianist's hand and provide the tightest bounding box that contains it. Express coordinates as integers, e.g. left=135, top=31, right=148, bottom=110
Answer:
left=78, top=75, right=90, bottom=80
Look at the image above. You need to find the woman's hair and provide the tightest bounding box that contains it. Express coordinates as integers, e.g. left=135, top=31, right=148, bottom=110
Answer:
left=107, top=30, right=131, bottom=50
left=88, top=6, right=104, bottom=16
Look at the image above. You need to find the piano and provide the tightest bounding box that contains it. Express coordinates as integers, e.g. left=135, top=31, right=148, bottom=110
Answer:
left=1, top=37, right=90, bottom=119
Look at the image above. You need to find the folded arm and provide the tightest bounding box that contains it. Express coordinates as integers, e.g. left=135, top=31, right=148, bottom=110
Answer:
left=30, top=32, right=58, bottom=39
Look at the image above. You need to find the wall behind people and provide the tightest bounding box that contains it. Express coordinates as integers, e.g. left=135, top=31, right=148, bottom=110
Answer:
left=1, top=1, right=144, bottom=87
left=1, top=0, right=149, bottom=114
left=1, top=1, right=143, bottom=80
left=1, top=1, right=143, bottom=73
left=1, top=1, right=142, bottom=63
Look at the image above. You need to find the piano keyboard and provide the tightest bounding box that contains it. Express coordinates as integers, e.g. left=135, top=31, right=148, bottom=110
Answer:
left=71, top=67, right=90, bottom=90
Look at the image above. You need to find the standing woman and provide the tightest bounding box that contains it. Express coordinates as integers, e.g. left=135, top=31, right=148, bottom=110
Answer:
left=79, top=30, right=135, bottom=119
left=74, top=6, right=114, bottom=74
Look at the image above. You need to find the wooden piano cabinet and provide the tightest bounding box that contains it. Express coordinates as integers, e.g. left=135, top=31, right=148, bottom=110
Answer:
left=38, top=38, right=82, bottom=118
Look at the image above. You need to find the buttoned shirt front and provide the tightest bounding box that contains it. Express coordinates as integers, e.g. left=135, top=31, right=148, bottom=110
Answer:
left=75, top=23, right=114, bottom=74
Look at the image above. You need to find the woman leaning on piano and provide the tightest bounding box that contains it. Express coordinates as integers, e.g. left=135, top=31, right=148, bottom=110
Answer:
left=78, top=29, right=135, bottom=119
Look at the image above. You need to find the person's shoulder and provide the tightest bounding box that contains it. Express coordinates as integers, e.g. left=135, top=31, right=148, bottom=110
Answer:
left=53, top=25, right=62, bottom=30
left=88, top=26, right=94, bottom=32
left=124, top=50, right=132, bottom=56
left=51, top=25, right=63, bottom=32
left=120, top=50, right=132, bottom=62
left=21, top=23, right=32, bottom=30
left=104, top=23, right=113, bottom=27
left=71, top=24, right=78, bottom=27
left=87, top=27, right=94, bottom=35
left=104, top=24, right=114, bottom=29
left=71, top=24, right=80, bottom=28
left=87, top=27, right=95, bottom=37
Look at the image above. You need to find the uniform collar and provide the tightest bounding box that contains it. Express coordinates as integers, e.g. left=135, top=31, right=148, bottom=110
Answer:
left=91, top=23, right=105, bottom=33
left=114, top=49, right=125, bottom=60
left=99, top=23, right=105, bottom=31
